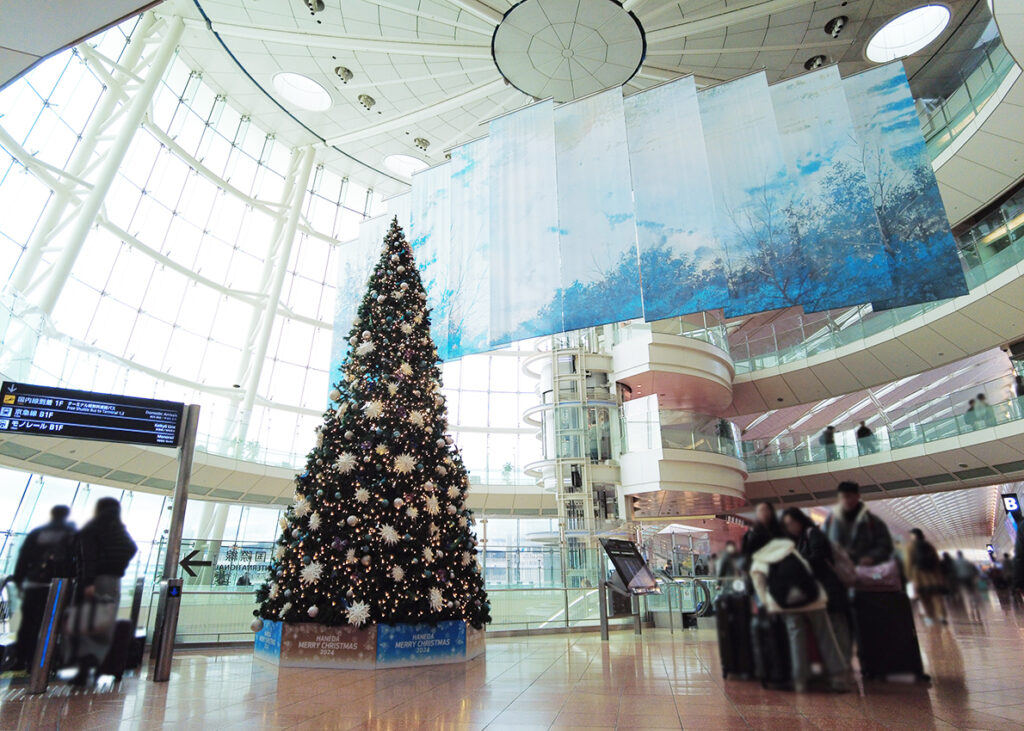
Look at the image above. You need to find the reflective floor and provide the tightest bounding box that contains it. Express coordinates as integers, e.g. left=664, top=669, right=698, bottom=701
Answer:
left=3, top=600, right=1024, bottom=730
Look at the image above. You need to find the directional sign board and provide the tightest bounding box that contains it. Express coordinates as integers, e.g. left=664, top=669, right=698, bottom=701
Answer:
left=0, top=381, right=185, bottom=447
left=600, top=538, right=660, bottom=595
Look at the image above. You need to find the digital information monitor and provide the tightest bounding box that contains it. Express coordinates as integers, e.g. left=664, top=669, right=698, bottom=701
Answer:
left=0, top=381, right=184, bottom=447
left=600, top=538, right=660, bottom=595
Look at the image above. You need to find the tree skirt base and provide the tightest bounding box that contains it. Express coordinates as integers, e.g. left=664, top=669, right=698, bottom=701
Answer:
left=254, top=619, right=485, bottom=669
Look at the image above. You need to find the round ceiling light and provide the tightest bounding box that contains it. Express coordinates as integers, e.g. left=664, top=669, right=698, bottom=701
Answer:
left=272, top=72, right=333, bottom=111
left=385, top=154, right=429, bottom=177
left=491, top=0, right=646, bottom=103
left=866, top=5, right=951, bottom=63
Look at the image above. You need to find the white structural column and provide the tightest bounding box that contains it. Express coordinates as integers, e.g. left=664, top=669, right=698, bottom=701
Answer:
left=32, top=16, right=185, bottom=316
left=8, top=12, right=159, bottom=297
left=229, top=145, right=316, bottom=446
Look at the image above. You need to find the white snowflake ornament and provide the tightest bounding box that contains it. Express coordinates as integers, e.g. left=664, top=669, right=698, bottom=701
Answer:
left=401, top=323, right=413, bottom=334
left=425, top=495, right=440, bottom=515
left=380, top=524, right=400, bottom=545
left=335, top=453, right=357, bottom=473
left=447, top=485, right=460, bottom=498
left=394, top=454, right=416, bottom=474
left=399, top=362, right=413, bottom=376
left=408, top=411, right=425, bottom=427
left=345, top=548, right=357, bottom=564
left=461, top=551, right=472, bottom=566
left=355, top=488, right=370, bottom=503
left=280, top=602, right=292, bottom=618
left=406, top=506, right=419, bottom=519
left=346, top=601, right=370, bottom=626
left=429, top=587, right=444, bottom=611
left=268, top=582, right=280, bottom=599
left=300, top=561, right=323, bottom=585
left=388, top=383, right=398, bottom=396
left=308, top=512, right=321, bottom=531
left=423, top=546, right=435, bottom=563
left=364, top=401, right=384, bottom=419
left=293, top=496, right=311, bottom=518
left=274, top=545, right=286, bottom=561
left=356, top=341, right=375, bottom=356
left=391, top=566, right=405, bottom=581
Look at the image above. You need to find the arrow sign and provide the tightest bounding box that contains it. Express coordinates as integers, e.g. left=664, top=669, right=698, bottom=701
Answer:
left=179, top=549, right=212, bottom=577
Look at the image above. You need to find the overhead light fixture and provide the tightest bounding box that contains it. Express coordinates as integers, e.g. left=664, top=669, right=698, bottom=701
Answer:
left=804, top=55, right=828, bottom=70
left=384, top=154, right=429, bottom=177
left=334, top=66, right=353, bottom=83
left=866, top=5, right=951, bottom=63
left=825, top=16, right=848, bottom=38
left=273, top=72, right=332, bottom=111
left=358, top=94, right=376, bottom=110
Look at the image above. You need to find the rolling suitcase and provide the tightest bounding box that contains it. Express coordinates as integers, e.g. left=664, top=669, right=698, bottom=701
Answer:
left=751, top=612, right=791, bottom=689
left=98, top=619, right=133, bottom=681
left=714, top=593, right=754, bottom=679
left=853, top=591, right=928, bottom=681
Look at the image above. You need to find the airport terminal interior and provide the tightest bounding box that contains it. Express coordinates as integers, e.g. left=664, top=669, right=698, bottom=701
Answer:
left=3, top=0, right=1024, bottom=728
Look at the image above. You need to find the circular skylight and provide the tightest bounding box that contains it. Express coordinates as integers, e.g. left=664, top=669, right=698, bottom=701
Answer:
left=866, top=5, right=951, bottom=63
left=272, top=72, right=333, bottom=111
left=384, top=154, right=429, bottom=177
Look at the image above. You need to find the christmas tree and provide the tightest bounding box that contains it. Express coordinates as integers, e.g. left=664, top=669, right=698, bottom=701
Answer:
left=256, top=219, right=490, bottom=629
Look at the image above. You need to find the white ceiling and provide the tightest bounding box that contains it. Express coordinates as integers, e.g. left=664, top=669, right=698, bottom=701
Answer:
left=155, top=0, right=979, bottom=196
left=863, top=483, right=1001, bottom=552
left=0, top=0, right=159, bottom=90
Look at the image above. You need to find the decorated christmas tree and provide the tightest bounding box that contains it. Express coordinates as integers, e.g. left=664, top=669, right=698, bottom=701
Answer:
left=256, top=218, right=490, bottom=629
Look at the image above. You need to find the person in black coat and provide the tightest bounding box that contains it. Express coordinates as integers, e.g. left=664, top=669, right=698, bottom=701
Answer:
left=11, top=505, right=77, bottom=671
left=742, top=501, right=783, bottom=559
left=71, top=498, right=137, bottom=684
left=782, top=507, right=852, bottom=664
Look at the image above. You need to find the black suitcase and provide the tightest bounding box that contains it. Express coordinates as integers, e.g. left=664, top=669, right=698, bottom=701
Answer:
left=751, top=612, right=791, bottom=689
left=853, top=591, right=928, bottom=681
left=125, top=628, right=145, bottom=670
left=714, top=593, right=754, bottom=679
left=98, top=619, right=133, bottom=680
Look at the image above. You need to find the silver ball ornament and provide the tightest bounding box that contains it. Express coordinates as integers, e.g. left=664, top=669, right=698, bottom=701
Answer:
left=362, top=331, right=371, bottom=340
left=307, top=605, right=319, bottom=618
left=361, top=555, right=372, bottom=566
left=347, top=515, right=359, bottom=526
left=394, top=498, right=405, bottom=509
left=250, top=618, right=264, bottom=632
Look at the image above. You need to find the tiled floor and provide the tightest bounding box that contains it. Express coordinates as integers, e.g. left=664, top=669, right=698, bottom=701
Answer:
left=3, top=601, right=1024, bottom=730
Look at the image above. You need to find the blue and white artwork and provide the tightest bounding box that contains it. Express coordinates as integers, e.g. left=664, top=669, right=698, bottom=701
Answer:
left=375, top=620, right=467, bottom=666
left=448, top=139, right=491, bottom=360
left=489, top=100, right=562, bottom=346
left=843, top=63, right=967, bottom=309
left=328, top=214, right=388, bottom=388
left=699, top=72, right=792, bottom=317
left=410, top=163, right=452, bottom=360
left=554, top=89, right=642, bottom=330
left=624, top=75, right=726, bottom=320
left=768, top=67, right=893, bottom=312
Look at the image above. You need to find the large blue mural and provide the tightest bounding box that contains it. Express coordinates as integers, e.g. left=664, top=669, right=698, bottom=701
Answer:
left=843, top=64, right=967, bottom=310
left=624, top=75, right=727, bottom=320
left=767, top=67, right=892, bottom=313
left=555, top=89, right=643, bottom=331
left=334, top=61, right=966, bottom=367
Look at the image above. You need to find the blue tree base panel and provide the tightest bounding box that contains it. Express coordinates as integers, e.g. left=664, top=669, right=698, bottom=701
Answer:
left=254, top=619, right=485, bottom=669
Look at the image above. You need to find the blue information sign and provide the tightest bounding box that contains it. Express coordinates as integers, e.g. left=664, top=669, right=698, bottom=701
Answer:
left=0, top=381, right=184, bottom=447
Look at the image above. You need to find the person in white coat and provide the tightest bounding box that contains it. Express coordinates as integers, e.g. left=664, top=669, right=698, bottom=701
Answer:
left=748, top=531, right=851, bottom=693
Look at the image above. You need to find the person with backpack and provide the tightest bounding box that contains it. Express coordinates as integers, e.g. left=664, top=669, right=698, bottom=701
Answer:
left=824, top=482, right=894, bottom=567
left=781, top=507, right=852, bottom=663
left=10, top=505, right=77, bottom=672
left=746, top=528, right=850, bottom=693
left=905, top=529, right=947, bottom=626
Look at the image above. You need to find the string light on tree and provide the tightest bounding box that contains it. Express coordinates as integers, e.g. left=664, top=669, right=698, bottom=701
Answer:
left=255, top=218, right=490, bottom=630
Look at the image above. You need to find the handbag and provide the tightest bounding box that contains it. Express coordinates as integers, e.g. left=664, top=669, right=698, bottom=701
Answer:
left=64, top=597, right=118, bottom=638
left=854, top=558, right=902, bottom=592
left=827, top=541, right=858, bottom=588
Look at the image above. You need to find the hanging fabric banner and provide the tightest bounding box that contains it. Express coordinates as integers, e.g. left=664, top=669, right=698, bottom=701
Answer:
left=624, top=75, right=727, bottom=320
left=447, top=138, right=491, bottom=360
left=699, top=72, right=792, bottom=318
left=489, top=100, right=562, bottom=346
left=410, top=163, right=452, bottom=361
left=329, top=214, right=390, bottom=384
left=843, top=62, right=967, bottom=310
left=555, top=88, right=643, bottom=330
left=768, top=66, right=893, bottom=313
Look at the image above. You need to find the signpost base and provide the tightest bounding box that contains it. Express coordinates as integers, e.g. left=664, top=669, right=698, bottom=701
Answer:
left=254, top=620, right=485, bottom=670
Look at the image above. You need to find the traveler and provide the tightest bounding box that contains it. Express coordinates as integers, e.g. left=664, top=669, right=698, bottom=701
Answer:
left=1003, top=551, right=1015, bottom=582
left=964, top=399, right=978, bottom=430
left=742, top=501, right=783, bottom=558
left=905, top=529, right=947, bottom=626
left=781, top=507, right=852, bottom=662
left=694, top=557, right=709, bottom=576
left=11, top=505, right=77, bottom=671
left=855, top=421, right=878, bottom=455
left=977, top=393, right=996, bottom=428
left=746, top=530, right=850, bottom=693
left=824, top=482, right=894, bottom=567
left=1014, top=518, right=1024, bottom=602
left=953, top=550, right=981, bottom=621
left=820, top=426, right=839, bottom=461
left=939, top=551, right=956, bottom=595
left=70, top=498, right=138, bottom=685
left=1015, top=374, right=1024, bottom=398
left=716, top=540, right=741, bottom=578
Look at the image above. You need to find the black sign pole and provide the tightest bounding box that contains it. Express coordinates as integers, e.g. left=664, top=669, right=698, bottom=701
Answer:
left=150, top=403, right=200, bottom=682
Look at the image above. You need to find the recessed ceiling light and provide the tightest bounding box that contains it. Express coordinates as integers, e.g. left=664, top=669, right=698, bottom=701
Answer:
left=866, top=5, right=950, bottom=63
left=384, top=154, right=429, bottom=177
left=273, top=72, right=332, bottom=111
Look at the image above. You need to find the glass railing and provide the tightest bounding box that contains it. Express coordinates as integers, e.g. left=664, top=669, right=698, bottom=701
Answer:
left=613, top=310, right=730, bottom=354
left=920, top=40, right=1017, bottom=159
left=623, top=408, right=744, bottom=460
left=742, top=393, right=1024, bottom=471
left=731, top=186, right=1024, bottom=374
